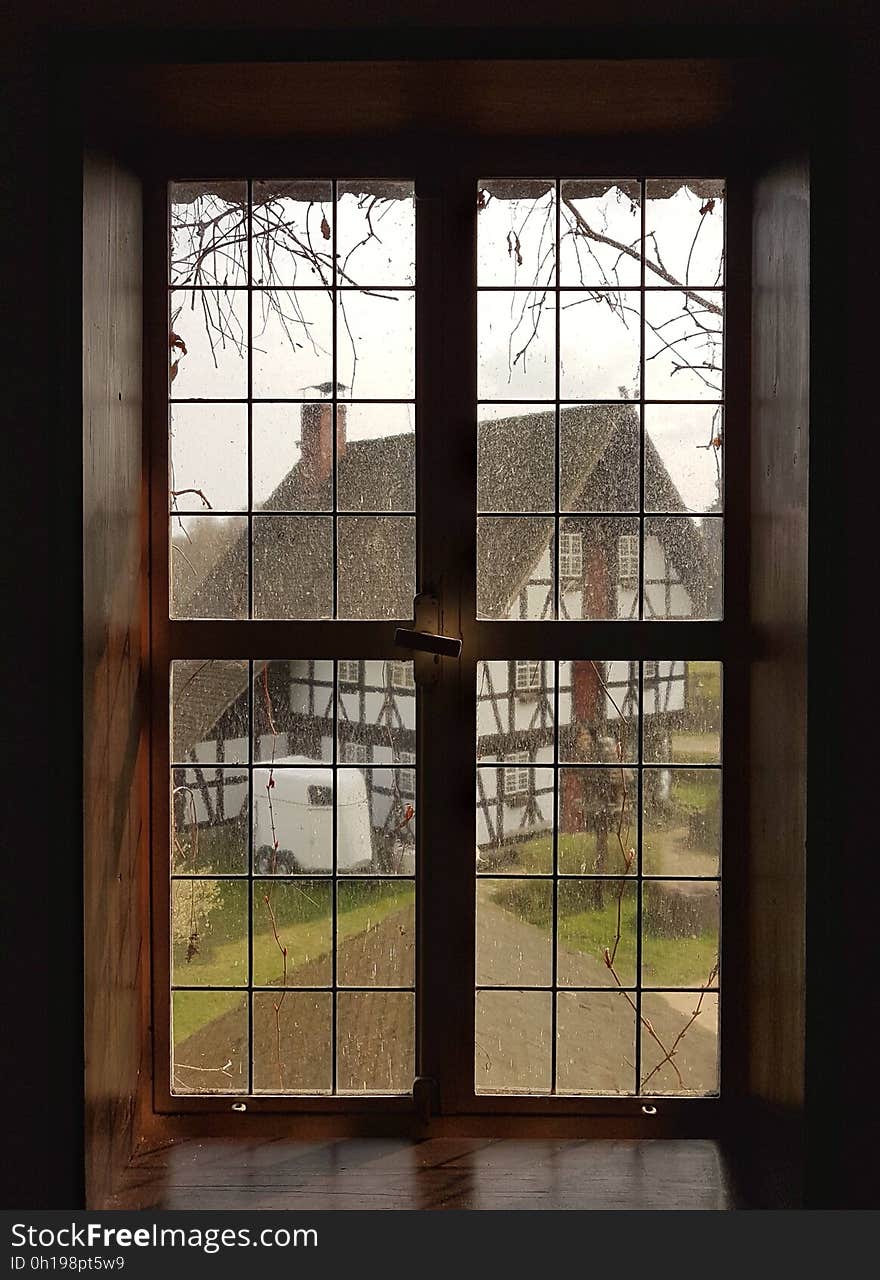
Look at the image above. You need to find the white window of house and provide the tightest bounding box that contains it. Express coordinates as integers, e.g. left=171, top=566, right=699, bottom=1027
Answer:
left=338, top=660, right=360, bottom=684
left=618, top=533, right=639, bottom=584
left=389, top=660, right=416, bottom=690
left=344, top=740, right=371, bottom=764
left=504, top=752, right=530, bottom=797
left=515, top=659, right=542, bottom=693
left=559, top=530, right=583, bottom=579
left=399, top=750, right=416, bottom=795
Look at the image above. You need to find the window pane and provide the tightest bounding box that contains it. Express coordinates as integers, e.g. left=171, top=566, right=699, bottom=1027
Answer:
left=251, top=181, right=333, bottom=288
left=170, top=403, right=248, bottom=513
left=169, top=660, right=416, bottom=1097
left=645, top=180, right=725, bottom=288
left=556, top=992, right=636, bottom=1094
left=644, top=516, right=723, bottom=620
left=336, top=992, right=415, bottom=1093
left=172, top=992, right=248, bottom=1094
left=168, top=179, right=416, bottom=621
left=477, top=517, right=554, bottom=620
left=559, top=179, right=641, bottom=287
left=170, top=182, right=248, bottom=287
left=476, top=176, right=725, bottom=623
left=478, top=404, right=555, bottom=513
left=475, top=991, right=552, bottom=1094
left=477, top=180, right=556, bottom=289
left=475, top=661, right=721, bottom=1096
left=170, top=515, right=248, bottom=619
left=336, top=182, right=415, bottom=286
left=252, top=992, right=332, bottom=1094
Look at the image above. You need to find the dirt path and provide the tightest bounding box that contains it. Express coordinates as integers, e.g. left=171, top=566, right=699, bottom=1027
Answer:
left=174, top=901, right=716, bottom=1098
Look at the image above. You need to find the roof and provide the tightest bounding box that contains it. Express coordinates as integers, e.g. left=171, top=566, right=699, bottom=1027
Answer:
left=172, top=404, right=718, bottom=754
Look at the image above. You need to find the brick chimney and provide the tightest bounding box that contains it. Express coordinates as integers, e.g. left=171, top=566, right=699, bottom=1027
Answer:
left=300, top=396, right=347, bottom=489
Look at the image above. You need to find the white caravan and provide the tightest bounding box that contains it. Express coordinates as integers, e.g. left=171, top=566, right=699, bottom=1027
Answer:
left=252, top=756, right=373, bottom=873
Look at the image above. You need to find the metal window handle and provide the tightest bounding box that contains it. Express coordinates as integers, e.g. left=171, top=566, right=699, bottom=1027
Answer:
left=393, top=628, right=462, bottom=658
left=394, top=593, right=461, bottom=685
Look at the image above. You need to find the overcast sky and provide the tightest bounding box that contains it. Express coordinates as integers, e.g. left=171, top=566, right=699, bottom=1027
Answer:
left=170, top=183, right=724, bottom=516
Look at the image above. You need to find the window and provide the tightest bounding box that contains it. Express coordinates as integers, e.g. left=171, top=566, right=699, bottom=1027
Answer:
left=503, top=752, right=531, bottom=798
left=618, top=534, right=639, bottom=586
left=559, top=531, right=583, bottom=579
left=389, top=660, right=416, bottom=691
left=399, top=750, right=416, bottom=796
left=154, top=161, right=733, bottom=1118
left=515, top=659, right=542, bottom=693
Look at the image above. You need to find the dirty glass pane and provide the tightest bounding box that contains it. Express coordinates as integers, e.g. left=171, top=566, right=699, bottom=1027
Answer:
left=252, top=403, right=333, bottom=512
left=476, top=766, right=555, bottom=874
left=557, top=768, right=637, bottom=875
left=559, top=516, right=640, bottom=620
left=336, top=516, right=415, bottom=619
left=336, top=182, right=415, bottom=286
left=643, top=768, right=721, bottom=876
left=640, top=992, right=719, bottom=1095
left=170, top=403, right=248, bottom=513
left=477, top=179, right=556, bottom=289
left=171, top=659, right=250, bottom=765
left=475, top=991, right=552, bottom=1094
left=645, top=404, right=724, bottom=514
left=252, top=289, right=333, bottom=398
left=336, top=768, right=416, bottom=876
left=645, top=179, right=725, bottom=288
left=252, top=992, right=332, bottom=1094
left=644, top=661, right=722, bottom=763
left=558, top=879, right=637, bottom=987
left=171, top=879, right=248, bottom=987
left=172, top=992, right=248, bottom=1094
left=477, top=517, right=555, bottom=619
left=170, top=181, right=248, bottom=287
left=336, top=881, right=416, bottom=988
left=336, top=992, right=415, bottom=1093
left=252, top=879, right=332, bottom=987
left=252, top=515, right=333, bottom=619
left=337, top=403, right=415, bottom=512
left=559, top=402, right=640, bottom=513
left=170, top=515, right=248, bottom=619
left=559, top=290, right=641, bottom=401
left=251, top=181, right=334, bottom=287
left=644, top=290, right=724, bottom=401
left=478, top=403, right=555, bottom=513
left=478, top=289, right=556, bottom=401
left=558, top=660, right=639, bottom=764
left=559, top=179, right=641, bottom=287
left=336, top=661, right=416, bottom=766
left=477, top=660, right=555, bottom=762
left=641, top=881, right=720, bottom=989
left=556, top=992, right=636, bottom=1094
left=252, top=767, right=333, bottom=875
left=253, top=659, right=334, bottom=765
left=336, top=291, right=415, bottom=399
left=171, top=767, right=248, bottom=875
left=643, top=516, right=722, bottom=620
left=169, top=288, right=248, bottom=399
left=477, top=878, right=552, bottom=987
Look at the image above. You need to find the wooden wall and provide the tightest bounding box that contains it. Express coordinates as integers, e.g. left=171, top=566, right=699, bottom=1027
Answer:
left=82, top=149, right=147, bottom=1208
left=746, top=155, right=810, bottom=1205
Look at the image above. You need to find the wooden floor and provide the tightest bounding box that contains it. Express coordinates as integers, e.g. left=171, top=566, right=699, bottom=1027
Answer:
left=110, top=1138, right=744, bottom=1209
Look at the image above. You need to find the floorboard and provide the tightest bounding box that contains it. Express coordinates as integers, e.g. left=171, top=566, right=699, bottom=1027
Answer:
left=111, top=1138, right=744, bottom=1209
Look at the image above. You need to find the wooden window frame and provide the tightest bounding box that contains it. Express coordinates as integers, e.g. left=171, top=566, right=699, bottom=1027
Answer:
left=146, top=132, right=750, bottom=1131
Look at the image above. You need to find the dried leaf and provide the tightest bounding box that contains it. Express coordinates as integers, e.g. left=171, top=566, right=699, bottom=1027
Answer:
left=170, top=331, right=188, bottom=355
left=699, top=198, right=716, bottom=217
left=320, top=215, right=331, bottom=241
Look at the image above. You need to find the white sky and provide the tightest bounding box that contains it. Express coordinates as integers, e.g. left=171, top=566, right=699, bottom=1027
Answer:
left=170, top=184, right=724, bottom=516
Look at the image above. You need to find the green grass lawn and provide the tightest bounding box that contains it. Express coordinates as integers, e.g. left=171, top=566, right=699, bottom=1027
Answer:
left=172, top=880, right=414, bottom=1042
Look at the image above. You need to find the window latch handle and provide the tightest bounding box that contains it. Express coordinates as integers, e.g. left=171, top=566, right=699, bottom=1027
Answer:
left=394, top=593, right=461, bottom=686
left=393, top=628, right=462, bottom=659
